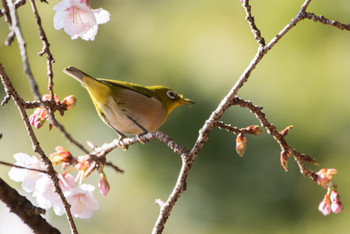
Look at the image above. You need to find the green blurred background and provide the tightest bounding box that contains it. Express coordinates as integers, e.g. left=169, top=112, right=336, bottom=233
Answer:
left=0, top=0, right=349, bottom=233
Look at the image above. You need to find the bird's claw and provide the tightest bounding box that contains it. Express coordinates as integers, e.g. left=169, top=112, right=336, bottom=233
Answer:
left=116, top=136, right=128, bottom=151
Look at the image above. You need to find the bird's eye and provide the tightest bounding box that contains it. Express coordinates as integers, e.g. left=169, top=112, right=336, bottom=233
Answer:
left=166, top=90, right=177, bottom=100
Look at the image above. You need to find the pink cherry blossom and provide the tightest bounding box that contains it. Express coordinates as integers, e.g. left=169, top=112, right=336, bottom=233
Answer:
left=54, top=184, right=99, bottom=219
left=53, top=0, right=110, bottom=41
left=34, top=173, right=76, bottom=209
left=316, top=168, right=337, bottom=189
left=8, top=153, right=46, bottom=193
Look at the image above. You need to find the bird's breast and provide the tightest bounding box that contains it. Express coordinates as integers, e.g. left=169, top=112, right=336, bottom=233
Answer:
left=100, top=89, right=167, bottom=135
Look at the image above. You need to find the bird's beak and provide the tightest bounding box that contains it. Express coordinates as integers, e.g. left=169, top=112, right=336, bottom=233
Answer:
left=182, top=97, right=195, bottom=105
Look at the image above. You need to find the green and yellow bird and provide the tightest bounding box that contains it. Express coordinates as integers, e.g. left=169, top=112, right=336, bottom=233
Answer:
left=64, top=66, right=193, bottom=139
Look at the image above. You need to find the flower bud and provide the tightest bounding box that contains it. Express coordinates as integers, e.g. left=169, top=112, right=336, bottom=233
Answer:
left=61, top=95, right=76, bottom=110
left=29, top=107, right=48, bottom=129
left=42, top=94, right=60, bottom=104
left=98, top=172, right=110, bottom=196
left=246, top=125, right=262, bottom=135
left=280, top=150, right=290, bottom=172
left=279, top=125, right=293, bottom=137
left=330, top=190, right=343, bottom=214
left=319, top=193, right=331, bottom=216
left=236, top=133, right=247, bottom=157
left=49, top=146, right=73, bottom=167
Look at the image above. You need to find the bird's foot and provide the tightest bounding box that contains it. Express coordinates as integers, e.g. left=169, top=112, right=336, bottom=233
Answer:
left=136, top=131, right=148, bottom=144
left=116, top=135, right=129, bottom=151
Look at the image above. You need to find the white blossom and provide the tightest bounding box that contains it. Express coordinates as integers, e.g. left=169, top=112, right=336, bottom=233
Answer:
left=53, top=0, right=110, bottom=41
left=8, top=153, right=46, bottom=193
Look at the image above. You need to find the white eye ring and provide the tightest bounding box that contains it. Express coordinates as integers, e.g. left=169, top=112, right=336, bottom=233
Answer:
left=166, top=90, right=177, bottom=100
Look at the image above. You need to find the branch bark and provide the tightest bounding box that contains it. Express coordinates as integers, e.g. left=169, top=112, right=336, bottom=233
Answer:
left=0, top=178, right=61, bottom=234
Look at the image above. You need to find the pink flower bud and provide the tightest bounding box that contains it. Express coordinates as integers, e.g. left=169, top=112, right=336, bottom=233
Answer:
left=49, top=146, right=73, bottom=166
left=61, top=95, right=76, bottom=110
left=29, top=107, right=48, bottom=129
left=42, top=94, right=60, bottom=104
left=98, top=172, right=110, bottom=196
left=330, top=190, right=343, bottom=214
left=319, top=193, right=331, bottom=216
left=236, top=133, right=247, bottom=157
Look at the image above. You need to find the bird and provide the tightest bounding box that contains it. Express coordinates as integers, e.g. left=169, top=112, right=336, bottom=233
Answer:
left=63, top=66, right=194, bottom=141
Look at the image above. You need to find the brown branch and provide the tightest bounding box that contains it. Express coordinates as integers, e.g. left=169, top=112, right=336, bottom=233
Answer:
left=1, top=93, right=11, bottom=105
left=0, top=178, right=61, bottom=234
left=230, top=97, right=318, bottom=179
left=28, top=0, right=55, bottom=98
left=303, top=12, right=350, bottom=31
left=6, top=0, right=41, bottom=101
left=92, top=131, right=190, bottom=158
left=1, top=0, right=15, bottom=45
left=105, top=161, right=125, bottom=174
left=152, top=0, right=315, bottom=232
left=0, top=0, right=25, bottom=17
left=0, top=160, right=48, bottom=173
left=216, top=121, right=260, bottom=135
left=242, top=0, right=265, bottom=47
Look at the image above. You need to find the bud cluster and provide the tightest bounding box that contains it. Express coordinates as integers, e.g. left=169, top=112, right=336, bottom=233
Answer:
left=29, top=94, right=76, bottom=129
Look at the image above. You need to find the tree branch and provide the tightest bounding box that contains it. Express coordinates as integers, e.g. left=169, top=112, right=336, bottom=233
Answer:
left=152, top=0, right=316, bottom=232
left=242, top=0, right=265, bottom=47
left=229, top=97, right=318, bottom=178
left=0, top=178, right=61, bottom=234
left=303, top=12, right=350, bottom=30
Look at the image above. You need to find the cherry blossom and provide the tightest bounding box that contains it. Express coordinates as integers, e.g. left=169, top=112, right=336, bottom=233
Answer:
left=8, top=153, right=46, bottom=193
left=53, top=0, right=110, bottom=41
left=34, top=173, right=76, bottom=209
left=54, top=183, right=99, bottom=219
left=316, top=168, right=337, bottom=189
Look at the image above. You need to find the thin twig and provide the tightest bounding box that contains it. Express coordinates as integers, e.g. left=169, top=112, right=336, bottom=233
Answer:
left=0, top=160, right=48, bottom=173
left=92, top=131, right=190, bottom=158
left=1, top=93, right=11, bottom=105
left=242, top=0, right=265, bottom=47
left=6, top=0, right=41, bottom=101
left=28, top=0, right=55, bottom=98
left=303, top=12, right=350, bottom=31
left=229, top=97, right=318, bottom=179
left=0, top=0, right=25, bottom=17
left=1, top=0, right=16, bottom=46
left=105, top=161, right=125, bottom=174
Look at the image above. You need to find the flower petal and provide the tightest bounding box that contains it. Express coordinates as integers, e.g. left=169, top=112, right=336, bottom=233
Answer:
left=93, top=8, right=110, bottom=25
